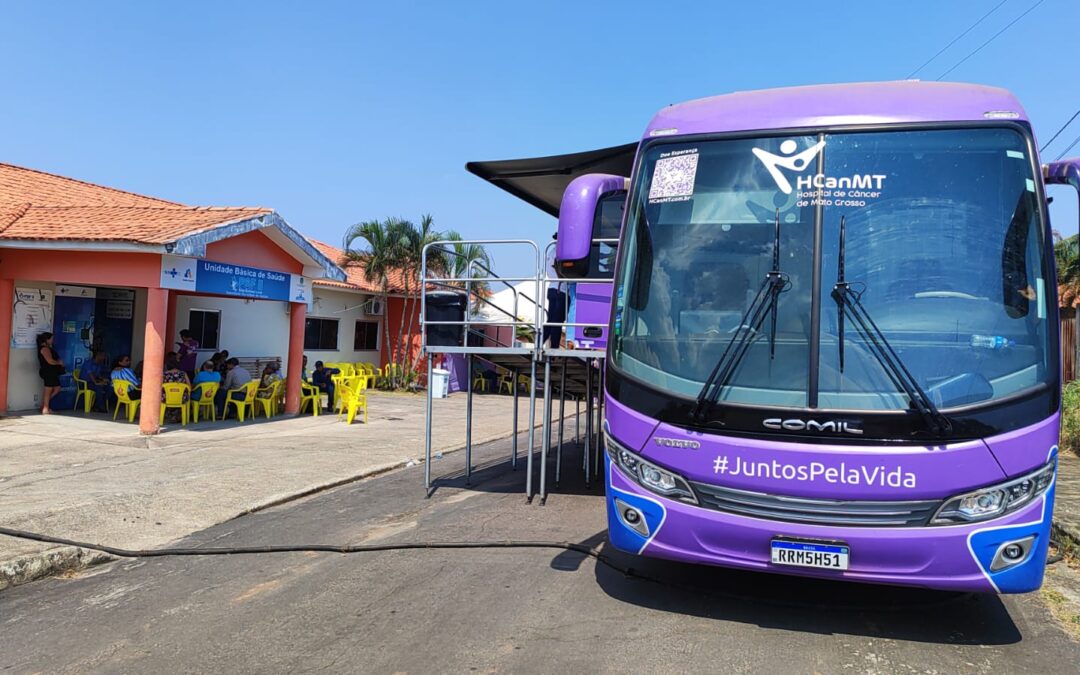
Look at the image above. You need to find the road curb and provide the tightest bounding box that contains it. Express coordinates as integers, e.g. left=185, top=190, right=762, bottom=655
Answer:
left=1054, top=521, right=1080, bottom=556
left=0, top=545, right=115, bottom=591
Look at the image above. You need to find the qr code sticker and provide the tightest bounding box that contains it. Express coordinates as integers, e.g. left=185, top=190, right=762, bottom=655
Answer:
left=648, top=152, right=699, bottom=202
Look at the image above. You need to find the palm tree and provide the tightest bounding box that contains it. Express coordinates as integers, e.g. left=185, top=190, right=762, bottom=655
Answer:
left=344, top=215, right=493, bottom=388
left=343, top=218, right=410, bottom=386
left=1055, top=232, right=1080, bottom=308
left=400, top=215, right=446, bottom=378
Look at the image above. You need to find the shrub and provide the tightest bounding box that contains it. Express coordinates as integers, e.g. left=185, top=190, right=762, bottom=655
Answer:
left=1063, top=381, right=1080, bottom=456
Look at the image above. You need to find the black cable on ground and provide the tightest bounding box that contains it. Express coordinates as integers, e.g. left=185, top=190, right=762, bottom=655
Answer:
left=0, top=525, right=972, bottom=612
left=0, top=525, right=625, bottom=573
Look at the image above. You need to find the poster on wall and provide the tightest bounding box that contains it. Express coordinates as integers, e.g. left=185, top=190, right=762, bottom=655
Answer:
left=105, top=300, right=133, bottom=319
left=12, top=287, right=53, bottom=348
left=289, top=275, right=314, bottom=307
left=160, top=255, right=197, bottom=291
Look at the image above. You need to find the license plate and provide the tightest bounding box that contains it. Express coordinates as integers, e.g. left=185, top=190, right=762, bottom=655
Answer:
left=771, top=539, right=849, bottom=570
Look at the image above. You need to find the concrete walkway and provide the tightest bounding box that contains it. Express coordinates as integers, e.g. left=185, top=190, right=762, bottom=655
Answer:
left=0, top=390, right=552, bottom=589
left=1053, top=449, right=1080, bottom=547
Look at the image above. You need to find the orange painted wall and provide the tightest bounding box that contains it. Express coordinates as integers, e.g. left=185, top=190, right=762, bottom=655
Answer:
left=205, top=230, right=303, bottom=275
left=0, top=249, right=161, bottom=287
left=382, top=296, right=423, bottom=370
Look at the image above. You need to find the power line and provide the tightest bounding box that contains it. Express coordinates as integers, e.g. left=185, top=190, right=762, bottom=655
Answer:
left=1040, top=108, right=1080, bottom=153
left=1054, top=132, right=1080, bottom=161
left=906, top=0, right=1009, bottom=79
left=936, top=0, right=1045, bottom=80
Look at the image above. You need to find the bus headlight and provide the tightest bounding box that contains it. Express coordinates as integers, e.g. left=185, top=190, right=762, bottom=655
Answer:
left=605, top=431, right=697, bottom=504
left=931, top=459, right=1055, bottom=525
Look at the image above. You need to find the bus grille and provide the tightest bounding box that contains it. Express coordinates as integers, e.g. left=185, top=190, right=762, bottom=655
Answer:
left=689, top=482, right=942, bottom=527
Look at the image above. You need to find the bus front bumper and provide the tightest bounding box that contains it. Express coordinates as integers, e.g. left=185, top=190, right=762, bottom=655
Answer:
left=605, top=456, right=1055, bottom=594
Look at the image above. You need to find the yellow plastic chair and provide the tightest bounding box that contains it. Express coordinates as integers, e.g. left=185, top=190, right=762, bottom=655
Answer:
left=160, top=382, right=190, bottom=426
left=337, top=379, right=368, bottom=425
left=223, top=381, right=258, bottom=422
left=472, top=369, right=490, bottom=393
left=330, top=372, right=348, bottom=410
left=517, top=373, right=532, bottom=392
left=381, top=363, right=403, bottom=387
left=73, top=369, right=96, bottom=414
left=255, top=379, right=282, bottom=418
left=338, top=363, right=356, bottom=377
left=362, top=363, right=380, bottom=389
left=498, top=370, right=514, bottom=395
left=299, top=381, right=321, bottom=416
left=190, top=382, right=219, bottom=423
left=112, top=381, right=141, bottom=422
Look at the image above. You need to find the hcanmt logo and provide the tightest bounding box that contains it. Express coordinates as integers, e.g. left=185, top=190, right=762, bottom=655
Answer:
left=763, top=418, right=864, bottom=436
left=752, top=139, right=826, bottom=194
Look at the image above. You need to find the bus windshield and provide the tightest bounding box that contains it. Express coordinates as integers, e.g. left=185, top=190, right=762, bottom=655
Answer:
left=611, top=127, right=1053, bottom=413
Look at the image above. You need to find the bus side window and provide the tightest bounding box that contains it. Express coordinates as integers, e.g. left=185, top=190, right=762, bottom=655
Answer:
left=590, top=191, right=625, bottom=279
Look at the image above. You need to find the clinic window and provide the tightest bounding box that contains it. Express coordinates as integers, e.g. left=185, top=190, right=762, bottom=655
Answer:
left=304, top=318, right=339, bottom=350
left=354, top=321, right=379, bottom=351
left=188, top=309, right=220, bottom=351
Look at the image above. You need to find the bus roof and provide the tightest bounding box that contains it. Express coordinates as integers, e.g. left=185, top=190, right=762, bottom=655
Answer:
left=644, top=81, right=1028, bottom=139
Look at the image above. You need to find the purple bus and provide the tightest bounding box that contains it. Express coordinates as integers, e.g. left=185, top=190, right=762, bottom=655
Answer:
left=557, top=174, right=626, bottom=350
left=556, top=81, right=1076, bottom=593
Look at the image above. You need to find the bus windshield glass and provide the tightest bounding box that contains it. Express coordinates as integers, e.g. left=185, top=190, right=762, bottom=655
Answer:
left=611, top=127, right=1052, bottom=412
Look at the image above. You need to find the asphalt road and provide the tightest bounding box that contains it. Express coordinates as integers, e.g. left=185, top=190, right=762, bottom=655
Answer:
left=1, top=432, right=1078, bottom=674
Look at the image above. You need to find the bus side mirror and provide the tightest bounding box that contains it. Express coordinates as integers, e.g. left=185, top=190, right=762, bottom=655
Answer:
left=1045, top=159, right=1080, bottom=194
left=556, top=174, right=627, bottom=279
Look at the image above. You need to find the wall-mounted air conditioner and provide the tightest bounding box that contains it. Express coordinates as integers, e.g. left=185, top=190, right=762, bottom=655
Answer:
left=364, top=298, right=385, bottom=316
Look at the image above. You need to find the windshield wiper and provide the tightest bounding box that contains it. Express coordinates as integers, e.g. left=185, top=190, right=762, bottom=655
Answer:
left=692, top=210, right=790, bottom=422
left=831, top=216, right=952, bottom=435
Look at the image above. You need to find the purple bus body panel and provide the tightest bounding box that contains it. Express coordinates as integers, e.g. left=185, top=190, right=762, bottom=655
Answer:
left=605, top=396, right=1058, bottom=501
left=607, top=462, right=1047, bottom=593
left=983, top=413, right=1061, bottom=476
left=567, top=282, right=612, bottom=349
left=644, top=81, right=1029, bottom=140
left=556, top=174, right=627, bottom=263
left=604, top=396, right=1059, bottom=593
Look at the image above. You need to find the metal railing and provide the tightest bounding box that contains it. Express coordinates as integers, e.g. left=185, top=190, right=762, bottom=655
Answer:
left=419, top=237, right=616, bottom=503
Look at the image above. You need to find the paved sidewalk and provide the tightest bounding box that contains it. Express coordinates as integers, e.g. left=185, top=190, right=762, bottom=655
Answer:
left=1054, top=449, right=1080, bottom=546
left=0, top=390, right=550, bottom=589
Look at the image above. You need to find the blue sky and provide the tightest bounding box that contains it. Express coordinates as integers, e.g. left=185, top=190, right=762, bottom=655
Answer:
left=2, top=1, right=1078, bottom=274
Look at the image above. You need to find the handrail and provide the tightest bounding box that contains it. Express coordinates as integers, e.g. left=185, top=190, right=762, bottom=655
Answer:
left=419, top=237, right=619, bottom=354
left=421, top=239, right=542, bottom=353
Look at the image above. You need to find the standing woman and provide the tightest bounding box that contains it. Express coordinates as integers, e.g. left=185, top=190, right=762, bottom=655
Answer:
left=36, top=332, right=64, bottom=414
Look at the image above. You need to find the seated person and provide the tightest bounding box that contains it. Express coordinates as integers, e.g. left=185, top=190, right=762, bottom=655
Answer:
left=215, top=357, right=252, bottom=413
left=257, top=363, right=282, bottom=398
left=163, top=354, right=191, bottom=390
left=311, top=361, right=340, bottom=411
left=82, top=349, right=113, bottom=411
left=191, top=360, right=222, bottom=401
left=110, top=355, right=141, bottom=399
left=216, top=350, right=231, bottom=374
left=162, top=354, right=190, bottom=422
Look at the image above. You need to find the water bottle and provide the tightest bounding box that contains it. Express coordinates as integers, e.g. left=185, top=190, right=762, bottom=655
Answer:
left=970, top=334, right=1014, bottom=350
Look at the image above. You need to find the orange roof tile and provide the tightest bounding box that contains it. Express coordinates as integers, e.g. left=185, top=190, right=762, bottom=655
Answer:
left=308, top=239, right=413, bottom=295
left=0, top=162, right=274, bottom=246
left=0, top=163, right=182, bottom=208
left=0, top=205, right=272, bottom=244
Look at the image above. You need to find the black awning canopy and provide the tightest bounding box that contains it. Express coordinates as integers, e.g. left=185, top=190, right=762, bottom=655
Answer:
left=466, top=142, right=637, bottom=217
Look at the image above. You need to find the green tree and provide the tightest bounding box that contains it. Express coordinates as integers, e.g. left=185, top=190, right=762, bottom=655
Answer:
left=343, top=217, right=410, bottom=387
left=1055, top=231, right=1080, bottom=308
left=443, top=230, right=493, bottom=309
left=400, top=215, right=446, bottom=377
left=343, top=215, right=491, bottom=389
